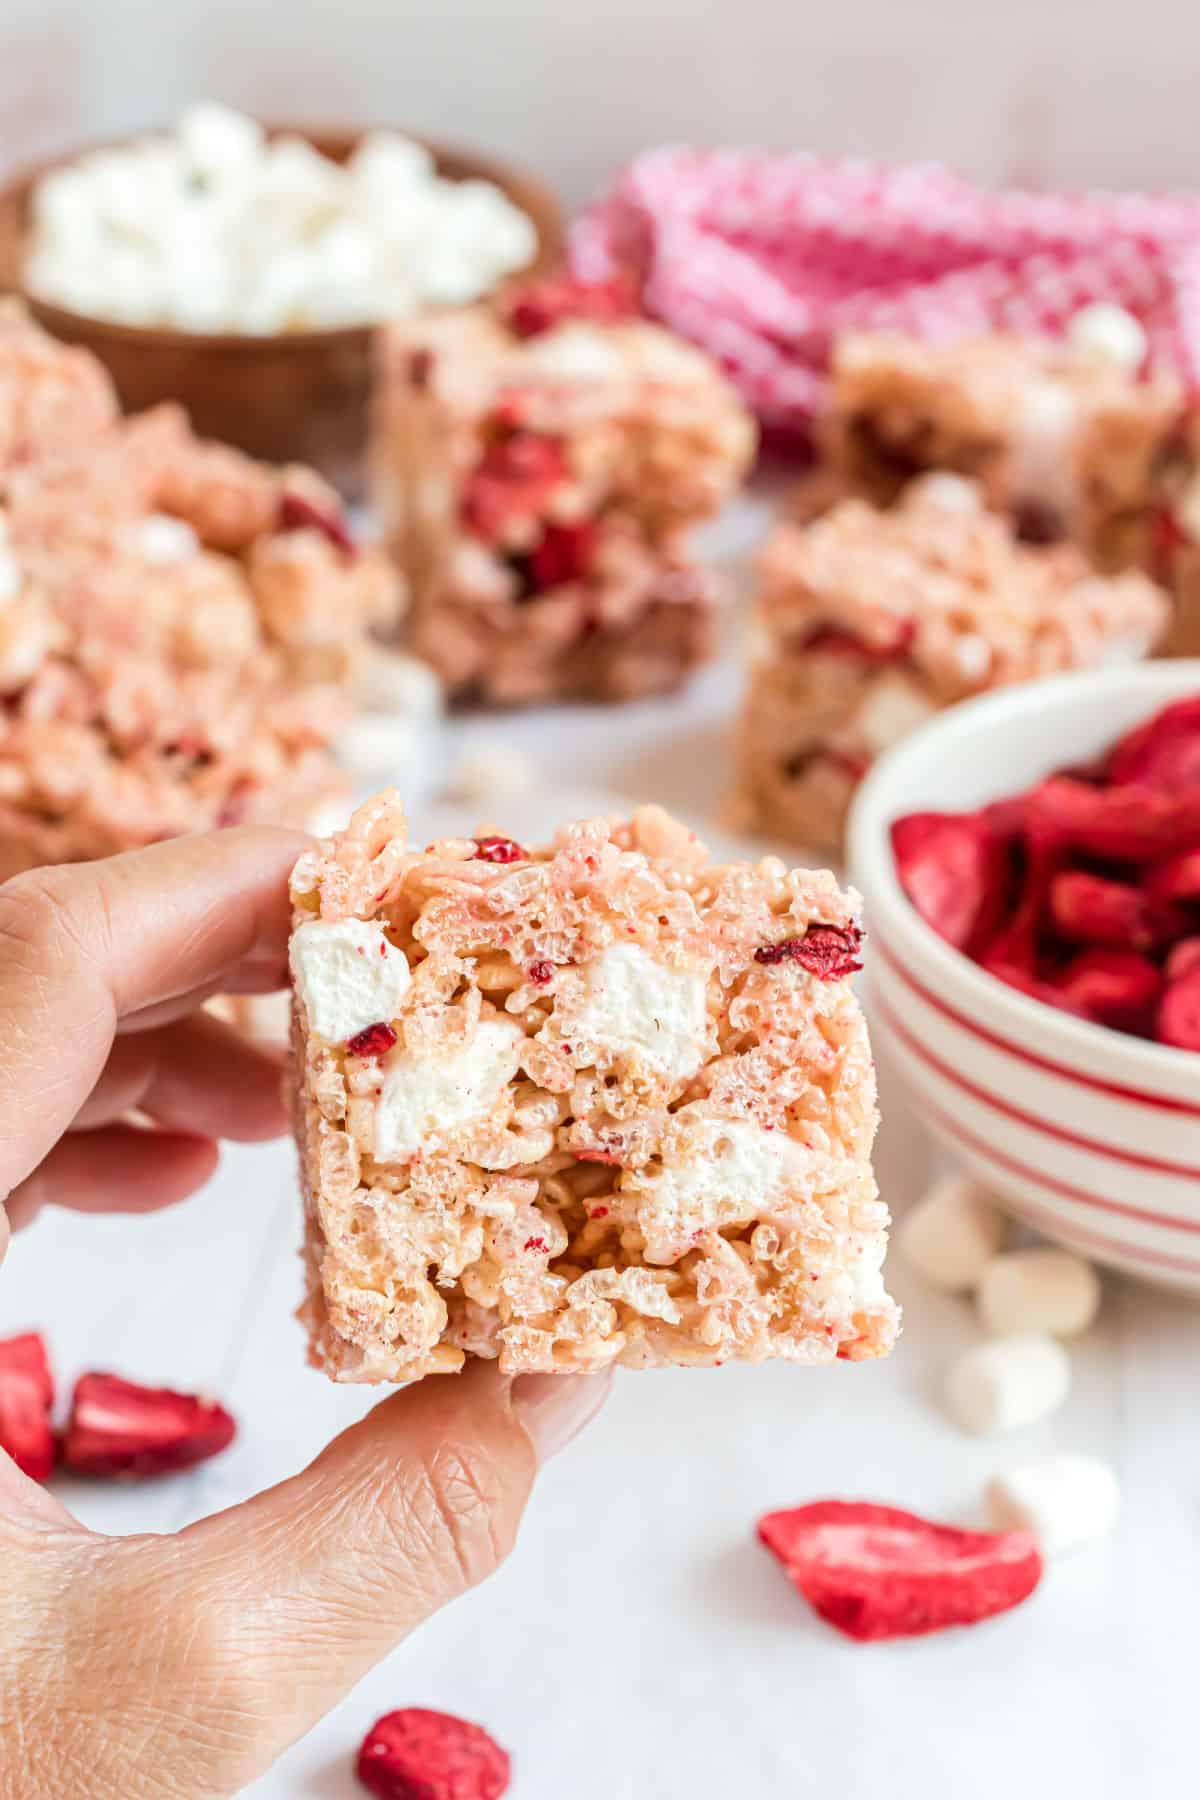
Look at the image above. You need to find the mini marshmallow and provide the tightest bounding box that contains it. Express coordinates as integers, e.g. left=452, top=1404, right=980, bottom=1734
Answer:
left=354, top=648, right=443, bottom=718
left=896, top=1174, right=1009, bottom=1292
left=444, top=744, right=535, bottom=804
left=290, top=917, right=411, bottom=1044
left=986, top=1452, right=1121, bottom=1558
left=944, top=1333, right=1071, bottom=1435
left=336, top=713, right=427, bottom=783
left=977, top=1248, right=1101, bottom=1339
left=1068, top=303, right=1148, bottom=374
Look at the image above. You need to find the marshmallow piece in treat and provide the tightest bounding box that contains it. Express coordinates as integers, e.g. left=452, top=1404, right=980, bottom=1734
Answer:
left=977, top=1248, right=1101, bottom=1339
left=944, top=1334, right=1071, bottom=1435
left=1068, top=303, right=1148, bottom=374
left=986, top=1453, right=1121, bottom=1558
left=896, top=1174, right=1008, bottom=1292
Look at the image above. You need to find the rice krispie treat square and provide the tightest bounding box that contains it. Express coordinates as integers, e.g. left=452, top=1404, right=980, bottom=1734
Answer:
left=371, top=279, right=756, bottom=704
left=290, top=792, right=896, bottom=1380
left=823, top=329, right=1189, bottom=569
left=731, top=476, right=1169, bottom=853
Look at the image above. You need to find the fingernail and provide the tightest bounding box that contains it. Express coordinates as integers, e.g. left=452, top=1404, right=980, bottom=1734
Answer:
left=512, top=1369, right=613, bottom=1463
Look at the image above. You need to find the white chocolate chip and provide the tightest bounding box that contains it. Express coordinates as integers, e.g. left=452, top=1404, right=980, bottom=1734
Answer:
left=1068, top=303, right=1147, bottom=375
left=897, top=1174, right=1009, bottom=1292
left=290, top=917, right=411, bottom=1044
left=944, top=1333, right=1071, bottom=1435
left=986, top=1452, right=1121, bottom=1558
left=977, top=1248, right=1101, bottom=1339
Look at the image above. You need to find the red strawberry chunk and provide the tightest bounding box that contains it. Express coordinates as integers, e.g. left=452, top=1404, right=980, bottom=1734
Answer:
left=473, top=836, right=527, bottom=864
left=891, top=811, right=1009, bottom=952
left=1105, top=695, right=1200, bottom=794
left=346, top=1022, right=398, bottom=1058
left=755, top=923, right=863, bottom=978
left=1027, top=777, right=1200, bottom=863
left=528, top=520, right=596, bottom=591
left=278, top=490, right=356, bottom=555
left=1157, top=966, right=1200, bottom=1050
left=62, top=1373, right=236, bottom=1479
left=1145, top=847, right=1200, bottom=904
left=1167, top=937, right=1200, bottom=982
left=802, top=619, right=915, bottom=661
left=460, top=434, right=568, bottom=544
left=1048, top=870, right=1155, bottom=951
left=0, top=1332, right=55, bottom=1482
left=757, top=1499, right=1042, bottom=1642
left=356, top=1707, right=511, bottom=1800
left=506, top=274, right=634, bottom=338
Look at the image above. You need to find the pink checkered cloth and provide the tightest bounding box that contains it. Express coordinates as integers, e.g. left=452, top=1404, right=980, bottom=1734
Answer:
left=571, top=149, right=1200, bottom=444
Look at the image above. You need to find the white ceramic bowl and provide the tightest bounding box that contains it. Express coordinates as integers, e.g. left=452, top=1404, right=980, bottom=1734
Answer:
left=848, top=662, right=1200, bottom=1294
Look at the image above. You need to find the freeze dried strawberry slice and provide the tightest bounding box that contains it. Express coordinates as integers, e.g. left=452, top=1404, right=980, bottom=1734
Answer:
left=0, top=1332, right=55, bottom=1482
left=1048, top=871, right=1155, bottom=951
left=473, top=836, right=527, bottom=864
left=461, top=434, right=568, bottom=542
left=1027, top=777, right=1200, bottom=863
left=755, top=922, right=863, bottom=977
left=1050, top=949, right=1162, bottom=1034
left=1145, top=848, right=1200, bottom=904
left=346, top=1022, right=398, bottom=1058
left=891, top=811, right=1009, bottom=951
left=62, top=1373, right=235, bottom=1479
left=757, top=1499, right=1042, bottom=1642
left=506, top=273, right=635, bottom=338
left=278, top=490, right=356, bottom=555
left=1167, top=937, right=1200, bottom=982
left=356, top=1707, right=511, bottom=1800
left=1157, top=966, right=1200, bottom=1049
left=528, top=520, right=596, bottom=590
left=1105, top=696, right=1200, bottom=794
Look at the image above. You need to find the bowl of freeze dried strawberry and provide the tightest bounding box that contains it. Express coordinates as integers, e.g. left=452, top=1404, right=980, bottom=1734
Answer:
left=848, top=662, right=1200, bottom=1294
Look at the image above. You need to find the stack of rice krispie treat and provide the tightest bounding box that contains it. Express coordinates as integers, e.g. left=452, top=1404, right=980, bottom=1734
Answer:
left=289, top=792, right=896, bottom=1379
left=821, top=317, right=1191, bottom=574
left=732, top=476, right=1169, bottom=853
left=372, top=277, right=756, bottom=705
left=0, top=318, right=401, bottom=876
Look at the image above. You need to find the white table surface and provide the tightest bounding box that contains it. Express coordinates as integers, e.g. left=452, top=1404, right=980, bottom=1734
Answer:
left=4, top=494, right=1198, bottom=1799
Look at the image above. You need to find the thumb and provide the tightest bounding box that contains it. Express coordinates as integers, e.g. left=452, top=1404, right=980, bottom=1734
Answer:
left=178, top=1361, right=609, bottom=1764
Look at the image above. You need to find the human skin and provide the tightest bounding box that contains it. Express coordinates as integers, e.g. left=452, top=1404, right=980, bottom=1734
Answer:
left=0, top=829, right=609, bottom=1800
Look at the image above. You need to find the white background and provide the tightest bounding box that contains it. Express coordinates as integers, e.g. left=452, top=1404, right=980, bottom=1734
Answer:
left=3, top=0, right=1200, bottom=204
left=4, top=501, right=1200, bottom=1798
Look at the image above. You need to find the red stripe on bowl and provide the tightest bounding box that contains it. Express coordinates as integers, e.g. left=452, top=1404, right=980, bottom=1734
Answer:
left=875, top=993, right=1200, bottom=1183
left=873, top=936, right=1200, bottom=1119
left=916, top=1089, right=1200, bottom=1276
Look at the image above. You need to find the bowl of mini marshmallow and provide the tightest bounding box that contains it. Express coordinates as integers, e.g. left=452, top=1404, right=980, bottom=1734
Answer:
left=0, top=103, right=564, bottom=494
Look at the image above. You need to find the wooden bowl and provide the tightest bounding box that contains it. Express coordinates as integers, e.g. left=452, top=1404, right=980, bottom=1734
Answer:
left=0, top=126, right=564, bottom=496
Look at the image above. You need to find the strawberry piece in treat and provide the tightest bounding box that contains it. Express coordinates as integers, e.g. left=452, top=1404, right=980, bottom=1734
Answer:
left=62, top=1373, right=236, bottom=1479
left=506, top=274, right=635, bottom=339
left=528, top=519, right=596, bottom=590
left=891, top=811, right=1010, bottom=952
left=801, top=619, right=916, bottom=661
left=346, top=1022, right=398, bottom=1059
left=1048, top=871, right=1156, bottom=952
left=356, top=1707, right=511, bottom=1800
left=0, top=1332, right=56, bottom=1482
left=278, top=489, right=356, bottom=556
left=1050, top=949, right=1162, bottom=1035
left=754, top=923, right=864, bottom=978
left=1105, top=696, right=1200, bottom=794
left=1158, top=966, right=1200, bottom=1050
left=758, top=1499, right=1042, bottom=1642
left=473, top=835, right=527, bottom=864
left=460, top=434, right=569, bottom=543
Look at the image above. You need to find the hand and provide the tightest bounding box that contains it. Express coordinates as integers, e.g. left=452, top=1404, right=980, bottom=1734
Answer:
left=0, top=833, right=609, bottom=1800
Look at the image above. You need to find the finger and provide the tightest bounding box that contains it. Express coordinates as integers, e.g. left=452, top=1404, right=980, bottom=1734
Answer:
left=179, top=1363, right=611, bottom=1771
left=71, top=1014, right=287, bottom=1141
left=0, top=828, right=307, bottom=1194
left=5, top=1126, right=218, bottom=1232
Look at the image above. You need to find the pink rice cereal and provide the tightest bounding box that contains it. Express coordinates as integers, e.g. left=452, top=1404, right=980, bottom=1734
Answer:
left=825, top=331, right=1190, bottom=572
left=731, top=476, right=1168, bottom=853
left=371, top=303, right=755, bottom=704
left=0, top=300, right=118, bottom=472
left=289, top=791, right=896, bottom=1381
